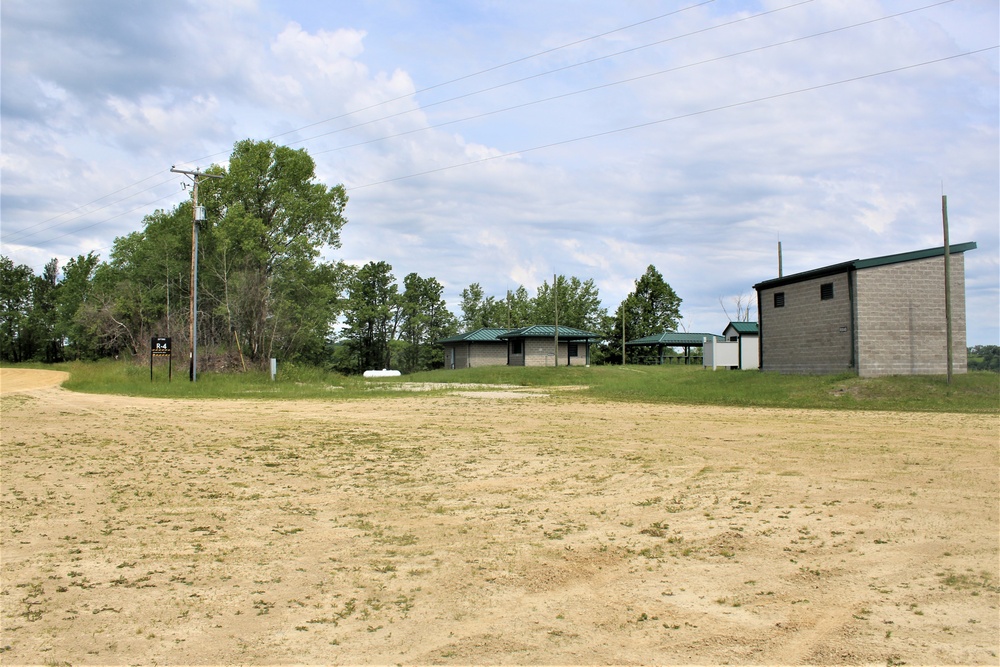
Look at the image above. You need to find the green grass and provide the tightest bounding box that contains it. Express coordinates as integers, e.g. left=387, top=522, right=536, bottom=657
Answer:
left=4, top=359, right=997, bottom=413
left=27, top=359, right=382, bottom=400
left=405, top=364, right=998, bottom=413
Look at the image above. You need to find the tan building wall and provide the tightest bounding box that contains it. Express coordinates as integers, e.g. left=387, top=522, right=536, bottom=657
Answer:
left=444, top=342, right=508, bottom=369
left=854, top=254, right=967, bottom=377
left=758, top=252, right=968, bottom=376
left=759, top=271, right=854, bottom=374
left=512, top=339, right=589, bottom=367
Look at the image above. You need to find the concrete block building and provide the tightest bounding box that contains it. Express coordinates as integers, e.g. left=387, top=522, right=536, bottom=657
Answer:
left=753, top=243, right=976, bottom=376
left=438, top=328, right=510, bottom=369
left=439, top=325, right=599, bottom=369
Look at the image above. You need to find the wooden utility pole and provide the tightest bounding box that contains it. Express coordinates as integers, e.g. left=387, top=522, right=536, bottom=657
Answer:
left=942, top=195, right=953, bottom=384
left=170, top=166, right=222, bottom=382
left=553, top=274, right=559, bottom=367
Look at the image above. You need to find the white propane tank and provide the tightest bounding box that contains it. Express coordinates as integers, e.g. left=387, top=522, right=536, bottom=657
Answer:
left=363, top=369, right=401, bottom=378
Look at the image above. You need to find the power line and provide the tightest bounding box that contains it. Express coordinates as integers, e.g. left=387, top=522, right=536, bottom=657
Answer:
left=19, top=3, right=719, bottom=242
left=285, top=0, right=819, bottom=151
left=7, top=0, right=954, bottom=250
left=312, top=0, right=958, bottom=158
left=1, top=188, right=184, bottom=253
left=180, top=0, right=720, bottom=166
left=345, top=47, right=999, bottom=192
left=2, top=175, right=182, bottom=245
left=4, top=0, right=978, bottom=260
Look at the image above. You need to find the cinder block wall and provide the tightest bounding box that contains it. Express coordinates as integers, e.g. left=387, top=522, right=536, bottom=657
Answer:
left=760, top=271, right=853, bottom=374
left=855, top=254, right=967, bottom=377
left=524, top=339, right=557, bottom=367
left=468, top=343, right=509, bottom=368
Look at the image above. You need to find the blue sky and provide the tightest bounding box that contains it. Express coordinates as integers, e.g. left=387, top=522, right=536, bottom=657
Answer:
left=2, top=0, right=998, bottom=343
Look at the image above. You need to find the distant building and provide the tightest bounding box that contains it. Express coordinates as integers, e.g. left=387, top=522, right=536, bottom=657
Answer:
left=625, top=332, right=725, bottom=365
left=439, top=325, right=600, bottom=369
left=720, top=321, right=760, bottom=370
left=753, top=243, right=976, bottom=376
left=438, top=328, right=510, bottom=369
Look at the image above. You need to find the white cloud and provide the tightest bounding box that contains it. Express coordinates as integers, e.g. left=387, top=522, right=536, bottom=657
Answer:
left=1, top=0, right=997, bottom=343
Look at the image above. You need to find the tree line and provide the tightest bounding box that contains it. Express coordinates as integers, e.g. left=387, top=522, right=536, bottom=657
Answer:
left=1, top=141, right=684, bottom=373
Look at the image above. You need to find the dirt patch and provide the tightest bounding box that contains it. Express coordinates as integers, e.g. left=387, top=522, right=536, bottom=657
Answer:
left=0, top=368, right=68, bottom=394
left=1, top=370, right=997, bottom=665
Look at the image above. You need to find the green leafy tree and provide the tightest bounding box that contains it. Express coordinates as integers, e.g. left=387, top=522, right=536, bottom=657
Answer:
left=339, top=261, right=400, bottom=373
left=503, top=286, right=534, bottom=328
left=202, top=139, right=350, bottom=364
left=968, top=345, right=1000, bottom=372
left=55, top=252, right=102, bottom=360
left=398, top=273, right=457, bottom=373
left=0, top=256, right=34, bottom=362
left=459, top=283, right=507, bottom=329
left=532, top=275, right=606, bottom=331
left=92, top=206, right=193, bottom=357
left=26, top=258, right=61, bottom=361
left=597, top=266, right=682, bottom=364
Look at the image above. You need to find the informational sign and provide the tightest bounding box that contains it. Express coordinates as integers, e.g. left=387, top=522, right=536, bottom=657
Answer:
left=150, top=337, right=172, bottom=381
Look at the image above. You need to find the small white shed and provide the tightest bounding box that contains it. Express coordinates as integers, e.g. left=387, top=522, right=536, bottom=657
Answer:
left=704, top=322, right=759, bottom=370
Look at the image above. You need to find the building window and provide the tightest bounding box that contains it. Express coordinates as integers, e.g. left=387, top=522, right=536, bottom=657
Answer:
left=511, top=340, right=522, bottom=355
left=821, top=283, right=834, bottom=300
left=568, top=343, right=579, bottom=357
left=774, top=292, right=785, bottom=308
left=729, top=336, right=738, bottom=342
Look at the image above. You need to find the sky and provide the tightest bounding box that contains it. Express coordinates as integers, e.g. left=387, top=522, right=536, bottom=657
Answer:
left=2, top=0, right=998, bottom=344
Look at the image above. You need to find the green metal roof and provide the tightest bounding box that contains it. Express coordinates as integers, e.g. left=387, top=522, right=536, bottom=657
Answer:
left=626, top=332, right=725, bottom=346
left=753, top=242, right=977, bottom=291
left=437, top=327, right=510, bottom=344
left=726, top=321, right=759, bottom=335
left=498, top=325, right=600, bottom=340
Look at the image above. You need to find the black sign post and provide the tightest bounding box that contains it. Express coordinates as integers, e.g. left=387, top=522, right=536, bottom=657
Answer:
left=151, top=337, right=172, bottom=382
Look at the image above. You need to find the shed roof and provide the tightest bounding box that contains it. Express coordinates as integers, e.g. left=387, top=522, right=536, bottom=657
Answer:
left=726, top=321, right=759, bottom=335
left=753, top=242, right=977, bottom=291
left=499, top=325, right=600, bottom=340
left=626, top=332, right=725, bottom=346
left=437, top=327, right=510, bottom=344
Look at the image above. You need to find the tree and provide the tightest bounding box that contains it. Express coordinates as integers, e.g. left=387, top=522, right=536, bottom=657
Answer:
left=340, top=261, right=400, bottom=373
left=459, top=283, right=504, bottom=329
left=0, top=256, right=34, bottom=362
left=92, top=205, right=193, bottom=357
left=202, top=139, right=350, bottom=364
left=532, top=275, right=606, bottom=331
left=26, top=258, right=61, bottom=362
left=968, top=345, right=1000, bottom=372
left=720, top=292, right=756, bottom=322
left=56, top=252, right=101, bottom=360
left=397, top=273, right=457, bottom=373
left=601, top=265, right=682, bottom=365
left=631, top=265, right=682, bottom=334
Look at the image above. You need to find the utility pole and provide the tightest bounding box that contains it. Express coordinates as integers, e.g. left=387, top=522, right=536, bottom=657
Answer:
left=553, top=274, right=559, bottom=367
left=170, top=166, right=223, bottom=382
left=942, top=194, right=953, bottom=384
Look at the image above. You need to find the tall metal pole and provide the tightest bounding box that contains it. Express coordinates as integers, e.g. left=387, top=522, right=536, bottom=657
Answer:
left=170, top=167, right=222, bottom=382
left=942, top=195, right=953, bottom=384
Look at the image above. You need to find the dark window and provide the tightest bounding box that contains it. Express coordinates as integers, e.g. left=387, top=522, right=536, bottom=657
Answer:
left=568, top=343, right=579, bottom=357
left=774, top=292, right=785, bottom=308
left=729, top=336, right=738, bottom=342
left=511, top=340, right=522, bottom=355
left=821, top=283, right=834, bottom=300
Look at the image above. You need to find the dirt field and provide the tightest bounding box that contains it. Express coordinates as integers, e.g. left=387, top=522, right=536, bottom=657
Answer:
left=1, top=369, right=997, bottom=665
